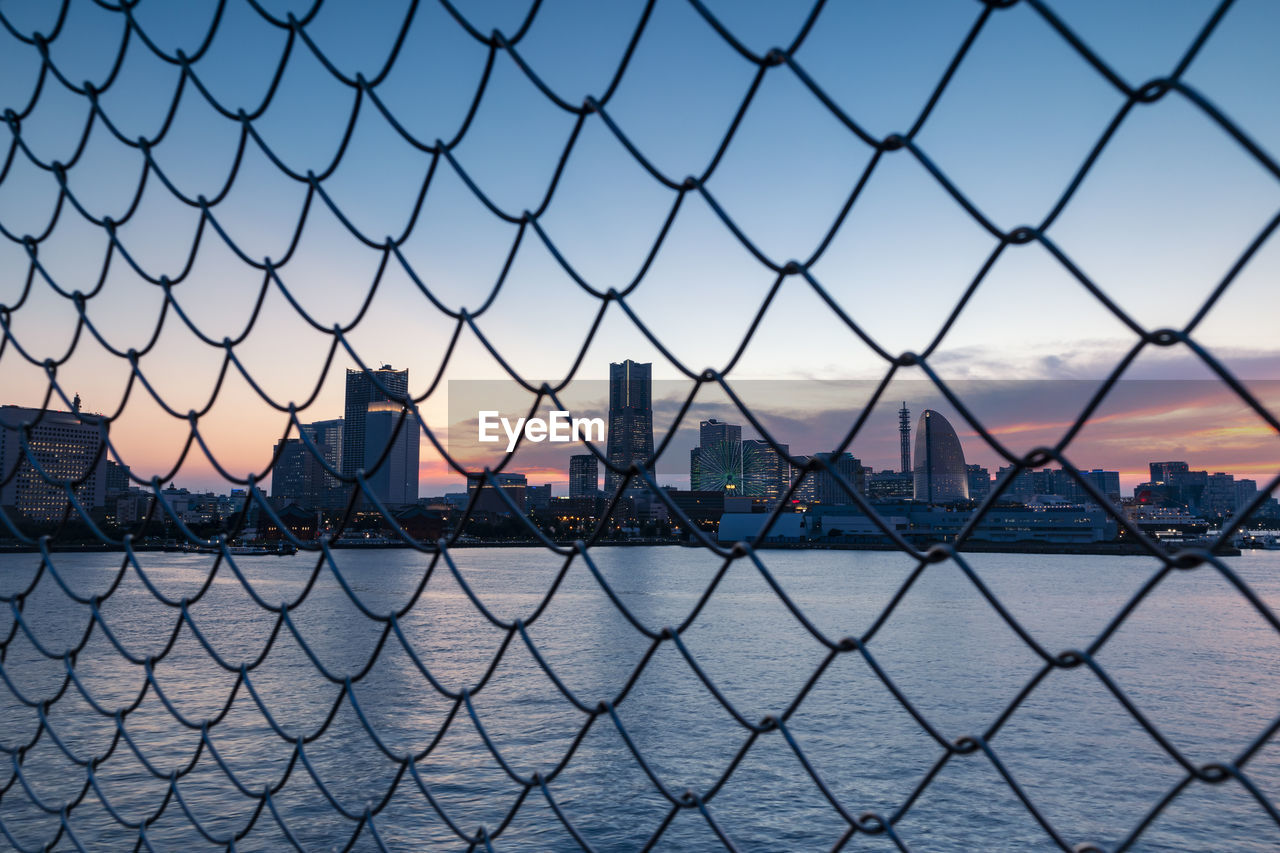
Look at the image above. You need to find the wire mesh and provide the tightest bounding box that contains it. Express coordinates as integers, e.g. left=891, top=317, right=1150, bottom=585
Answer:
left=2, top=0, right=1280, bottom=850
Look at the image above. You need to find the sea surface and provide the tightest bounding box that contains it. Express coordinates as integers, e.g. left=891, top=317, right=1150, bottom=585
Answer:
left=3, top=545, right=1280, bottom=851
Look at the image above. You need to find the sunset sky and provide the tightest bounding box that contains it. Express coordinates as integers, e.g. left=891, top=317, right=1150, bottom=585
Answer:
left=0, top=0, right=1277, bottom=498
left=445, top=378, right=1280, bottom=495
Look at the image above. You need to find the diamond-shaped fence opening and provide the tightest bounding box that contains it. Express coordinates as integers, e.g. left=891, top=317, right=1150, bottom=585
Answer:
left=2, top=1, right=1280, bottom=850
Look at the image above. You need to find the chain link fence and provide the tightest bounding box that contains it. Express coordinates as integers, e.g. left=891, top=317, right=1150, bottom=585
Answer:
left=2, top=0, right=1280, bottom=849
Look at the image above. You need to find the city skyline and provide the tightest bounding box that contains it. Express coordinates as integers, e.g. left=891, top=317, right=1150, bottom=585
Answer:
left=10, top=372, right=1271, bottom=511
left=438, top=375, right=1280, bottom=497
left=3, top=3, right=1280, bottom=849
left=2, top=2, right=1278, bottom=509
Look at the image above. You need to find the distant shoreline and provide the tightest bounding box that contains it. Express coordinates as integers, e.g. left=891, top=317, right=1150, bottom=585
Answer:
left=0, top=539, right=1241, bottom=557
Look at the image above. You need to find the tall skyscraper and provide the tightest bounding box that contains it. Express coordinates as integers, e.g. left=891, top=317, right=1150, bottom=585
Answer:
left=913, top=409, right=969, bottom=504
left=569, top=454, right=599, bottom=498
left=271, top=419, right=348, bottom=509
left=1079, top=469, right=1121, bottom=504
left=1149, top=461, right=1190, bottom=484
left=604, top=360, right=654, bottom=494
left=301, top=418, right=344, bottom=508
left=899, top=402, right=911, bottom=474
left=343, top=366, right=410, bottom=480
left=0, top=406, right=107, bottom=522
left=271, top=438, right=313, bottom=503
left=812, top=451, right=864, bottom=504
left=363, top=401, right=420, bottom=507
left=742, top=439, right=789, bottom=501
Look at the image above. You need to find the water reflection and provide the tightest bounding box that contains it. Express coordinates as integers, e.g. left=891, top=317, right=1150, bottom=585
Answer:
left=2, top=547, right=1280, bottom=850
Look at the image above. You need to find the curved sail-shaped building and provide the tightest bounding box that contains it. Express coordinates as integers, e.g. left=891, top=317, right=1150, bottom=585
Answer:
left=913, top=409, right=969, bottom=504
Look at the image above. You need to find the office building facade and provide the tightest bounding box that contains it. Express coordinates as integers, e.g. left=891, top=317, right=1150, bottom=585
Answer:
left=812, top=451, right=864, bottom=505
left=0, top=406, right=107, bottom=522
left=966, top=464, right=991, bottom=502
left=343, top=366, right=410, bottom=480
left=569, top=454, right=599, bottom=498
left=363, top=401, right=420, bottom=507
left=913, top=409, right=969, bottom=504
left=467, top=472, right=528, bottom=515
left=302, top=418, right=345, bottom=508
left=742, top=439, right=790, bottom=501
left=604, top=360, right=654, bottom=494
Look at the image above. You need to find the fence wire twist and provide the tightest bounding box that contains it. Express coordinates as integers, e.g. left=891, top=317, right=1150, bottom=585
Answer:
left=2, top=0, right=1280, bottom=850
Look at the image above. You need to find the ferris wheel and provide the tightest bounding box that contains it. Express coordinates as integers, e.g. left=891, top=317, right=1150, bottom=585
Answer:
left=692, top=440, right=744, bottom=492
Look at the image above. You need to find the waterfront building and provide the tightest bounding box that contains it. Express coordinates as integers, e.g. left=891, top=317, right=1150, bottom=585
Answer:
left=718, top=512, right=807, bottom=543
left=549, top=495, right=602, bottom=523
left=343, top=366, right=409, bottom=480
left=1078, top=469, right=1121, bottom=504
left=604, top=360, right=654, bottom=494
left=363, top=401, right=420, bottom=508
left=0, top=406, right=107, bottom=522
left=467, top=472, right=528, bottom=515
left=526, top=483, right=552, bottom=512
left=991, top=467, right=1119, bottom=506
left=1204, top=472, right=1238, bottom=518
left=569, top=454, right=599, bottom=498
left=1149, top=461, right=1190, bottom=484
left=663, top=488, right=725, bottom=528
left=742, top=439, right=790, bottom=501
left=966, top=464, right=991, bottom=502
left=301, top=418, right=344, bottom=508
left=899, top=403, right=911, bottom=473
left=867, top=470, right=913, bottom=501
left=720, top=503, right=1118, bottom=545
left=105, top=459, right=130, bottom=496
left=1235, top=479, right=1259, bottom=516
left=913, top=410, right=969, bottom=504
left=995, top=465, right=1034, bottom=504
left=271, top=438, right=314, bottom=503
left=812, top=452, right=864, bottom=505
left=790, top=455, right=818, bottom=503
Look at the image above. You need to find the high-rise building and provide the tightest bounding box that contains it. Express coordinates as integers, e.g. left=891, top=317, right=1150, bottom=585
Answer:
left=1204, top=472, right=1238, bottom=517
left=1149, top=461, right=1190, bottom=484
left=1235, top=479, right=1259, bottom=517
left=996, top=465, right=1033, bottom=504
left=690, top=419, right=743, bottom=493
left=343, top=366, right=409, bottom=480
left=272, top=419, right=349, bottom=509
left=363, top=401, right=420, bottom=507
left=604, top=360, right=653, bottom=494
left=569, top=454, right=598, bottom=498
left=742, top=439, right=789, bottom=501
left=0, top=406, right=107, bottom=522
left=1079, top=469, right=1121, bottom=504
left=105, top=459, right=130, bottom=497
left=899, top=402, right=911, bottom=474
left=1170, top=468, right=1208, bottom=513
left=526, top=483, right=552, bottom=512
left=966, top=464, right=991, bottom=502
left=913, top=410, right=969, bottom=504
left=811, top=451, right=864, bottom=504
left=302, top=418, right=344, bottom=508
left=271, top=438, right=313, bottom=503
left=790, top=455, right=817, bottom=503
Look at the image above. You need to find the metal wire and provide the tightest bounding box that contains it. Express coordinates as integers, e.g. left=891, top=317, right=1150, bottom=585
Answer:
left=1, top=0, right=1279, bottom=849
